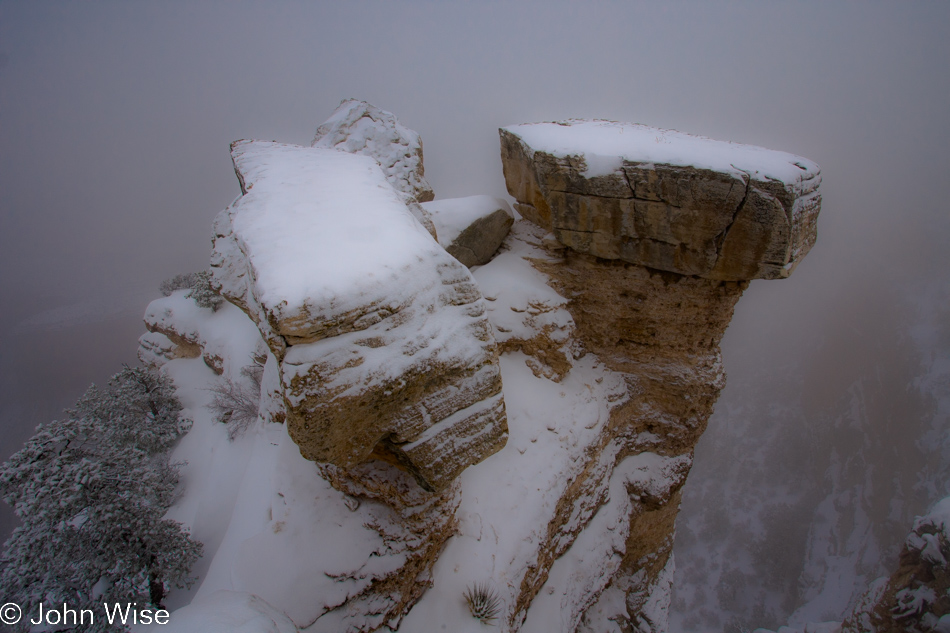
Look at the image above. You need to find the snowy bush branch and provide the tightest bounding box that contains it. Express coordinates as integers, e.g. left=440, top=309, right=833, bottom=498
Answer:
left=207, top=358, right=264, bottom=441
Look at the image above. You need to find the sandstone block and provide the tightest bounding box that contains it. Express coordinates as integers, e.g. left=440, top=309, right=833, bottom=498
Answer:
left=500, top=120, right=822, bottom=280
left=422, top=195, right=514, bottom=267
left=211, top=140, right=507, bottom=492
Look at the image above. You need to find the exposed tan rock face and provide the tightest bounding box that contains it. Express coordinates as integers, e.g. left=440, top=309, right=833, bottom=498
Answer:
left=500, top=120, right=822, bottom=630
left=500, top=120, right=821, bottom=280
left=210, top=140, right=507, bottom=493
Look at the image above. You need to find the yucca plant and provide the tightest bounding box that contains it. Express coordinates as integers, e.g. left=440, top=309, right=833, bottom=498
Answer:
left=464, top=582, right=502, bottom=624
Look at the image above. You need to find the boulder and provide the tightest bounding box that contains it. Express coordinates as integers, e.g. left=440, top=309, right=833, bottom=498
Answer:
left=211, top=140, right=507, bottom=492
left=500, top=120, right=822, bottom=280
left=312, top=99, right=435, bottom=204
left=139, top=290, right=264, bottom=377
left=422, top=195, right=514, bottom=267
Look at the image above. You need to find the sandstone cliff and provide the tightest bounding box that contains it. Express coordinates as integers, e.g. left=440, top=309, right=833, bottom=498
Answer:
left=493, top=120, right=822, bottom=631
left=139, top=108, right=821, bottom=632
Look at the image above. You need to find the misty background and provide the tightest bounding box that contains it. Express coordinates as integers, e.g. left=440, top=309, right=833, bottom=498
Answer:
left=1, top=2, right=948, bottom=629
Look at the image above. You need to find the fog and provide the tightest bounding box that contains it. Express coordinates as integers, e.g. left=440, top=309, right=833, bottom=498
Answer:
left=1, top=1, right=948, bottom=628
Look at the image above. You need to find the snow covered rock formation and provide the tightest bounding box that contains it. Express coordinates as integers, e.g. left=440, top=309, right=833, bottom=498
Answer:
left=210, top=139, right=507, bottom=493
left=186, top=130, right=509, bottom=630
left=136, top=108, right=822, bottom=632
left=498, top=120, right=823, bottom=630
left=842, top=497, right=950, bottom=633
left=140, top=290, right=266, bottom=376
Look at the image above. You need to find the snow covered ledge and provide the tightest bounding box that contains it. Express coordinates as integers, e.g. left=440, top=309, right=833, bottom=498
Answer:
left=210, top=140, right=507, bottom=493
left=501, top=120, right=821, bottom=280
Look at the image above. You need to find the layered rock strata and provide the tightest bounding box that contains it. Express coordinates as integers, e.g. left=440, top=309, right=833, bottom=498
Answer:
left=136, top=286, right=460, bottom=631
left=499, top=120, right=822, bottom=630
left=501, top=120, right=821, bottom=280
left=143, top=113, right=821, bottom=632
left=211, top=139, right=507, bottom=492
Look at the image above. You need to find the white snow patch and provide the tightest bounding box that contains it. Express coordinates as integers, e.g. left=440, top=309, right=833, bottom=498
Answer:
left=504, top=120, right=820, bottom=188
left=218, top=141, right=440, bottom=334
left=132, top=590, right=297, bottom=633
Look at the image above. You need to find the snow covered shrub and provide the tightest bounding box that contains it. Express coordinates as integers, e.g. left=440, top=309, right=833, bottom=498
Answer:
left=187, top=270, right=224, bottom=311
left=159, top=272, right=200, bottom=297
left=464, top=582, right=501, bottom=624
left=208, top=359, right=263, bottom=441
left=0, top=366, right=201, bottom=632
left=159, top=270, right=223, bottom=311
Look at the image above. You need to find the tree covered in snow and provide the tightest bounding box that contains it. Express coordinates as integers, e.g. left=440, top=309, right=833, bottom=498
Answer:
left=0, top=366, right=201, bottom=631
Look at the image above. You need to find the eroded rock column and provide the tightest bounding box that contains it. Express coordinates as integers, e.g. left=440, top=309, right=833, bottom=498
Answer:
left=500, top=120, right=822, bottom=631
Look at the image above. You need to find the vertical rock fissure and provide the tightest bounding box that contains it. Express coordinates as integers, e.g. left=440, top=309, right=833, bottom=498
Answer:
left=713, top=164, right=753, bottom=252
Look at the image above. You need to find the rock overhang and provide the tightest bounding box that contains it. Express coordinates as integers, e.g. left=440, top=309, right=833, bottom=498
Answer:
left=500, top=120, right=822, bottom=281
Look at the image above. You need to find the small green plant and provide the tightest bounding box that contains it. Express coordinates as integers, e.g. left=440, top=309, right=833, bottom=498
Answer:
left=464, top=582, right=501, bottom=625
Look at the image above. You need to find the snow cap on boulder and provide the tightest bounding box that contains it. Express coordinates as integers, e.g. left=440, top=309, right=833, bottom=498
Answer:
left=312, top=99, right=435, bottom=204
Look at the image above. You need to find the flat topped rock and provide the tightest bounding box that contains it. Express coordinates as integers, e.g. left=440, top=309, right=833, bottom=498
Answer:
left=505, top=120, right=820, bottom=187
left=501, top=120, right=822, bottom=280
left=217, top=140, right=440, bottom=345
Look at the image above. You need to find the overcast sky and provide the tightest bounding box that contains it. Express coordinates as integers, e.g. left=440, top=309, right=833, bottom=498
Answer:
left=2, top=2, right=947, bottom=313
left=1, top=0, right=949, bottom=614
